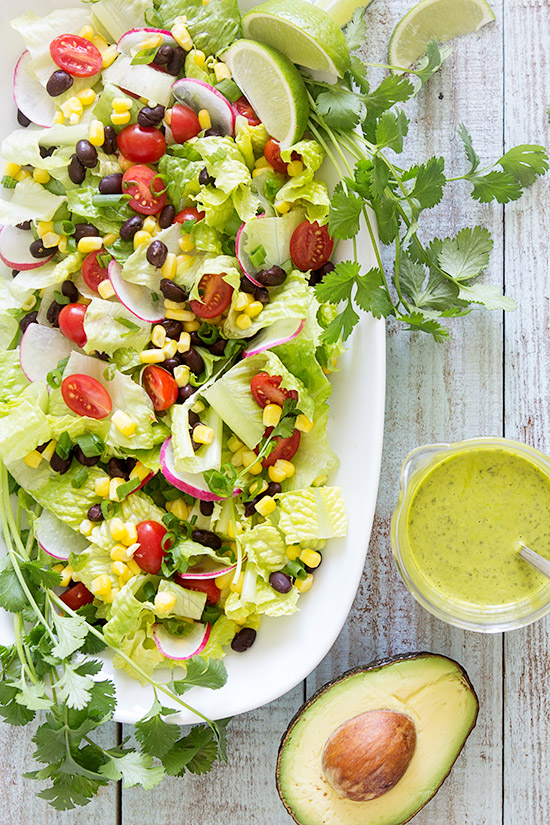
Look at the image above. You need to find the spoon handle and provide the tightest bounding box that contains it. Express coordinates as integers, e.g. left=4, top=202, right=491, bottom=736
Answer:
left=519, top=544, right=550, bottom=580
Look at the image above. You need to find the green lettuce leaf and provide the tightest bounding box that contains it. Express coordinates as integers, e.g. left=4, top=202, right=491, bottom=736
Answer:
left=234, top=116, right=269, bottom=170
left=224, top=577, right=299, bottom=623
left=0, top=351, right=30, bottom=403
left=0, top=383, right=50, bottom=461
left=0, top=178, right=66, bottom=225
left=199, top=614, right=238, bottom=659
left=93, top=83, right=140, bottom=130
left=287, top=406, right=338, bottom=490
left=91, top=0, right=151, bottom=41
left=112, top=614, right=164, bottom=682
left=154, top=0, right=241, bottom=56
left=156, top=580, right=207, bottom=619
left=88, top=492, right=164, bottom=551
left=158, top=152, right=203, bottom=211
left=66, top=186, right=135, bottom=235
left=120, top=224, right=180, bottom=288
left=103, top=575, right=153, bottom=644
left=241, top=524, right=287, bottom=578
left=11, top=253, right=83, bottom=300
left=224, top=270, right=312, bottom=340
left=83, top=298, right=151, bottom=356
left=276, top=487, right=347, bottom=543
left=172, top=403, right=222, bottom=474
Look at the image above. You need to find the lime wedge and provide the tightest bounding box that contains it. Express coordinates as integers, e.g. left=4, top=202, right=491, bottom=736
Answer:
left=315, top=0, right=374, bottom=28
left=389, top=0, right=495, bottom=69
left=222, top=39, right=310, bottom=148
left=242, top=0, right=350, bottom=78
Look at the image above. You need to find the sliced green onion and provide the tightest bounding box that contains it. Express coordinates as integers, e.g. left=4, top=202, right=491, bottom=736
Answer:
left=55, top=431, right=72, bottom=460
left=101, top=500, right=121, bottom=519
left=71, top=468, right=89, bottom=489
left=283, top=560, right=307, bottom=580
left=75, top=433, right=104, bottom=458
left=162, top=530, right=177, bottom=550
left=214, top=78, right=242, bottom=103
left=249, top=244, right=266, bottom=268
left=116, top=477, right=141, bottom=500
left=197, top=322, right=219, bottom=345
left=92, top=194, right=131, bottom=206
left=2, top=176, right=18, bottom=189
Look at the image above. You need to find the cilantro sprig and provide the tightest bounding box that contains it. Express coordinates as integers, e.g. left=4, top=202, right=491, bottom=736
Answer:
left=306, top=16, right=548, bottom=342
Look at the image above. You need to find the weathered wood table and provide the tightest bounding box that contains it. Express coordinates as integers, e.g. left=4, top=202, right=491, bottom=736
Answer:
left=2, top=0, right=550, bottom=821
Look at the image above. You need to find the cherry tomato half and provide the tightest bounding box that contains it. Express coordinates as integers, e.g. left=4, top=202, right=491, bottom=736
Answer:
left=122, top=165, right=167, bottom=215
left=290, top=221, right=334, bottom=271
left=58, top=302, right=87, bottom=347
left=189, top=273, right=233, bottom=319
left=60, top=582, right=95, bottom=611
left=117, top=124, right=167, bottom=164
left=82, top=249, right=111, bottom=293
left=250, top=372, right=299, bottom=409
left=264, top=138, right=290, bottom=174
left=134, top=520, right=171, bottom=574
left=143, top=365, right=178, bottom=411
left=61, top=374, right=113, bottom=420
left=176, top=575, right=220, bottom=605
left=171, top=103, right=202, bottom=144
left=233, top=96, right=261, bottom=126
left=175, top=206, right=205, bottom=224
left=49, top=34, right=102, bottom=78
left=262, top=427, right=301, bottom=467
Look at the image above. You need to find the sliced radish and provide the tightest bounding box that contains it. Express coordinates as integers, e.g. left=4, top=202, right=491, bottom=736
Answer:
left=171, top=78, right=235, bottom=136
left=108, top=260, right=164, bottom=323
left=243, top=318, right=305, bottom=358
left=175, top=560, right=239, bottom=580
left=13, top=52, right=56, bottom=129
left=153, top=621, right=210, bottom=661
left=117, top=28, right=177, bottom=58
left=160, top=437, right=241, bottom=501
left=0, top=225, right=54, bottom=271
left=20, top=324, right=77, bottom=383
left=102, top=54, right=175, bottom=108
left=36, top=509, right=89, bottom=561
left=235, top=220, right=265, bottom=287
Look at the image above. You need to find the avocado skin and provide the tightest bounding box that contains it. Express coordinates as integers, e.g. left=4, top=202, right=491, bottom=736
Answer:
left=276, top=651, right=479, bottom=825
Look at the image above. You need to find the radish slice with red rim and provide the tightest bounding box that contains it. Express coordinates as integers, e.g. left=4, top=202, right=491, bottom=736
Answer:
left=153, top=621, right=211, bottom=660
left=0, top=225, right=55, bottom=271
left=20, top=324, right=77, bottom=383
left=171, top=78, right=235, bottom=136
left=109, top=260, right=164, bottom=323
left=243, top=318, right=305, bottom=358
left=13, top=51, right=56, bottom=129
left=176, top=559, right=240, bottom=580
left=160, top=437, right=241, bottom=501
left=117, top=28, right=178, bottom=58
left=36, top=509, right=89, bottom=561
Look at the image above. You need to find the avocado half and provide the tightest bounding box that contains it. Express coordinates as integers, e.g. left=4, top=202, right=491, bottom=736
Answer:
left=276, top=652, right=479, bottom=825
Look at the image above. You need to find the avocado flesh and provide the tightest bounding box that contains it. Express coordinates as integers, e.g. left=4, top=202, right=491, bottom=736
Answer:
left=277, top=654, right=478, bottom=825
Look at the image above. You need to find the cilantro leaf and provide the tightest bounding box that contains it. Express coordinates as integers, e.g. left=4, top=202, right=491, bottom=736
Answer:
left=344, top=7, right=367, bottom=51
left=314, top=260, right=359, bottom=304
left=369, top=156, right=391, bottom=201
left=458, top=283, right=517, bottom=311
left=469, top=170, right=523, bottom=203
left=55, top=662, right=94, bottom=710
left=355, top=269, right=394, bottom=318
left=320, top=301, right=359, bottom=345
left=0, top=683, right=36, bottom=725
left=99, top=751, right=165, bottom=789
left=15, top=680, right=52, bottom=711
left=400, top=257, right=459, bottom=310
left=315, top=87, right=364, bottom=131
left=412, top=39, right=454, bottom=89
left=172, top=658, right=228, bottom=694
left=458, top=123, right=480, bottom=173
left=401, top=311, right=450, bottom=341
left=437, top=226, right=493, bottom=282
left=375, top=110, right=409, bottom=153
left=363, top=75, right=414, bottom=121
left=51, top=613, right=89, bottom=659
left=328, top=185, right=363, bottom=239
left=408, top=156, right=446, bottom=209
left=135, top=699, right=180, bottom=758
left=498, top=145, right=549, bottom=187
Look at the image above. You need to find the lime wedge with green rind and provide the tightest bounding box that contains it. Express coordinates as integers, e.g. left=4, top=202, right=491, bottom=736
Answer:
left=389, top=0, right=496, bottom=69
left=222, top=39, right=310, bottom=148
left=242, top=0, right=351, bottom=78
left=314, top=0, right=374, bottom=28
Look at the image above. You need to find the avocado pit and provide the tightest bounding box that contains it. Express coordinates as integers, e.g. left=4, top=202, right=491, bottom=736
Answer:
left=321, top=709, right=417, bottom=802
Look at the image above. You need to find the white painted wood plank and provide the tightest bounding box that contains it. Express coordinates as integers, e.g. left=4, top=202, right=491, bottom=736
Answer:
left=502, top=1, right=550, bottom=823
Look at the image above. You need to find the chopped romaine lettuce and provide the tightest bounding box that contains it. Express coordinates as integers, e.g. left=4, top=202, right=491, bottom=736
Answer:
left=156, top=580, right=207, bottom=619
left=223, top=270, right=312, bottom=340
left=241, top=523, right=287, bottom=578
left=172, top=403, right=223, bottom=474
left=0, top=382, right=50, bottom=462
left=153, top=0, right=241, bottom=56
left=276, top=487, right=347, bottom=543
left=0, top=351, right=30, bottom=403
left=66, top=186, right=135, bottom=235
left=91, top=0, right=151, bottom=41
left=121, top=224, right=180, bottom=288
left=0, top=177, right=66, bottom=225
left=83, top=298, right=151, bottom=357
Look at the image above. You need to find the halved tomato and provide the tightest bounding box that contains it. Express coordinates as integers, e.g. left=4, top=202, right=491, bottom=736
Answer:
left=175, top=206, right=205, bottom=224
left=250, top=373, right=298, bottom=409
left=122, top=165, right=167, bottom=215
left=82, top=249, right=111, bottom=293
left=262, top=427, right=301, bottom=467
left=60, top=582, right=95, bottom=610
left=143, top=365, right=178, bottom=411
left=189, top=273, right=233, bottom=319
left=61, top=374, right=112, bottom=419
left=50, top=34, right=102, bottom=77
left=171, top=103, right=202, bottom=144
left=290, top=221, right=333, bottom=271
left=58, top=303, right=87, bottom=347
left=117, top=124, right=166, bottom=164
left=176, top=575, right=220, bottom=605
left=233, top=96, right=261, bottom=126
left=134, top=520, right=170, bottom=574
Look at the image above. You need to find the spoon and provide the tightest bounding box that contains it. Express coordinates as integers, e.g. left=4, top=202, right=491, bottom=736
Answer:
left=518, top=544, right=550, bottom=580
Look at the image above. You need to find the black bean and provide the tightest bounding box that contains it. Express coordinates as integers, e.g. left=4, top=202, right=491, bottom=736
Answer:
left=154, top=44, right=172, bottom=66
left=36, top=443, right=48, bottom=453
left=73, top=445, right=100, bottom=467
left=16, top=220, right=31, bottom=230
left=188, top=411, right=201, bottom=427
left=166, top=45, right=185, bottom=76
left=231, top=627, right=257, bottom=652
left=200, top=500, right=214, bottom=517
left=76, top=140, right=98, bottom=169
left=46, top=301, right=62, bottom=327
left=191, top=528, right=222, bottom=551
left=158, top=204, right=176, bottom=229
left=46, top=70, right=73, bottom=97
left=160, top=279, right=187, bottom=302
left=50, top=450, right=72, bottom=475
left=107, top=457, right=135, bottom=479
left=177, top=385, right=196, bottom=403
left=102, top=125, right=118, bottom=155
left=161, top=318, right=183, bottom=339
left=30, top=238, right=55, bottom=259
left=68, top=153, right=86, bottom=184
left=120, top=215, right=144, bottom=241
left=138, top=104, right=165, bottom=128
left=239, top=275, right=256, bottom=294
left=204, top=127, right=223, bottom=137
left=255, top=265, right=287, bottom=287
left=199, top=167, right=214, bottom=186
left=189, top=331, right=202, bottom=347
left=19, top=311, right=38, bottom=333
left=269, top=571, right=293, bottom=594
left=244, top=499, right=258, bottom=518
left=61, top=280, right=79, bottom=302
left=147, top=240, right=168, bottom=268
left=303, top=553, right=322, bottom=574
left=267, top=482, right=282, bottom=496
left=39, top=146, right=56, bottom=159
left=309, top=260, right=335, bottom=287
left=12, top=270, right=19, bottom=278
left=17, top=109, right=31, bottom=128
left=181, top=347, right=204, bottom=375
left=87, top=503, right=104, bottom=522
left=209, top=338, right=227, bottom=356
left=255, top=286, right=270, bottom=305
left=74, top=223, right=98, bottom=243
left=99, top=173, right=123, bottom=195
left=160, top=357, right=182, bottom=373
left=95, top=351, right=110, bottom=361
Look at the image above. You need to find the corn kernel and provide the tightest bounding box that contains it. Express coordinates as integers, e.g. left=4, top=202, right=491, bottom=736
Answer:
left=215, top=571, right=233, bottom=589
left=268, top=464, right=286, bottom=483
left=263, top=403, right=282, bottom=428
left=119, top=568, right=134, bottom=585
left=102, top=232, right=118, bottom=247
left=142, top=216, right=158, bottom=234
left=77, top=88, right=96, bottom=106
left=24, top=450, right=42, bottom=469
left=295, top=413, right=314, bottom=433
left=151, top=324, right=167, bottom=348
left=52, top=564, right=64, bottom=574
left=69, top=112, right=81, bottom=125
left=166, top=498, right=189, bottom=520
left=312, top=474, right=328, bottom=487
left=110, top=517, right=125, bottom=541
left=130, top=462, right=151, bottom=482
left=248, top=461, right=263, bottom=475
left=276, top=459, right=295, bottom=479
left=37, top=220, right=54, bottom=238
left=193, top=50, right=206, bottom=67
left=21, top=294, right=37, bottom=311
left=127, top=559, right=142, bottom=576
left=242, top=449, right=259, bottom=470
left=164, top=108, right=172, bottom=126
left=227, top=435, right=243, bottom=453
left=176, top=331, right=191, bottom=354
left=79, top=24, right=95, bottom=40
left=161, top=252, right=177, bottom=280
left=137, top=33, right=164, bottom=50
left=227, top=521, right=241, bottom=539
left=276, top=201, right=291, bottom=214
left=198, top=109, right=211, bottom=130
left=175, top=254, right=193, bottom=271
left=112, top=97, right=133, bottom=113
left=214, top=62, right=231, bottom=82
left=118, top=154, right=135, bottom=171
left=133, top=230, right=152, bottom=249
left=112, top=410, right=136, bottom=437
left=77, top=236, right=103, bottom=254
left=112, top=561, right=128, bottom=576
left=79, top=296, right=92, bottom=306
left=191, top=400, right=205, bottom=413
left=14, top=170, right=31, bottom=181
left=236, top=313, right=252, bottom=330
left=165, top=307, right=191, bottom=322
left=59, top=565, right=73, bottom=587
left=193, top=424, right=215, bottom=445
left=86, top=120, right=104, bottom=150
left=98, top=279, right=115, bottom=299
left=79, top=519, right=94, bottom=536
left=111, top=111, right=131, bottom=126
left=91, top=574, right=112, bottom=596
left=287, top=160, right=304, bottom=177
left=172, top=19, right=193, bottom=50
left=174, top=364, right=190, bottom=387
left=61, top=96, right=83, bottom=118
left=295, top=573, right=314, bottom=593
left=300, top=548, right=321, bottom=569
left=178, top=233, right=195, bottom=253
left=155, top=592, right=177, bottom=614
left=244, top=300, right=263, bottom=320
left=110, top=544, right=130, bottom=562
left=93, top=34, right=109, bottom=51
left=53, top=111, right=65, bottom=125
left=255, top=156, right=271, bottom=169
left=95, top=476, right=110, bottom=497
left=33, top=168, right=51, bottom=184
left=185, top=320, right=202, bottom=333
left=42, top=440, right=57, bottom=462
left=4, top=162, right=20, bottom=177
left=58, top=236, right=68, bottom=254
left=234, top=291, right=252, bottom=311
left=109, top=477, right=125, bottom=502
left=119, top=524, right=137, bottom=547
left=162, top=338, right=178, bottom=359
left=230, top=572, right=244, bottom=593
left=255, top=495, right=276, bottom=516
left=43, top=232, right=61, bottom=249
left=249, top=479, right=268, bottom=497
left=286, top=544, right=301, bottom=561
left=231, top=447, right=245, bottom=468
left=140, top=348, right=165, bottom=364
